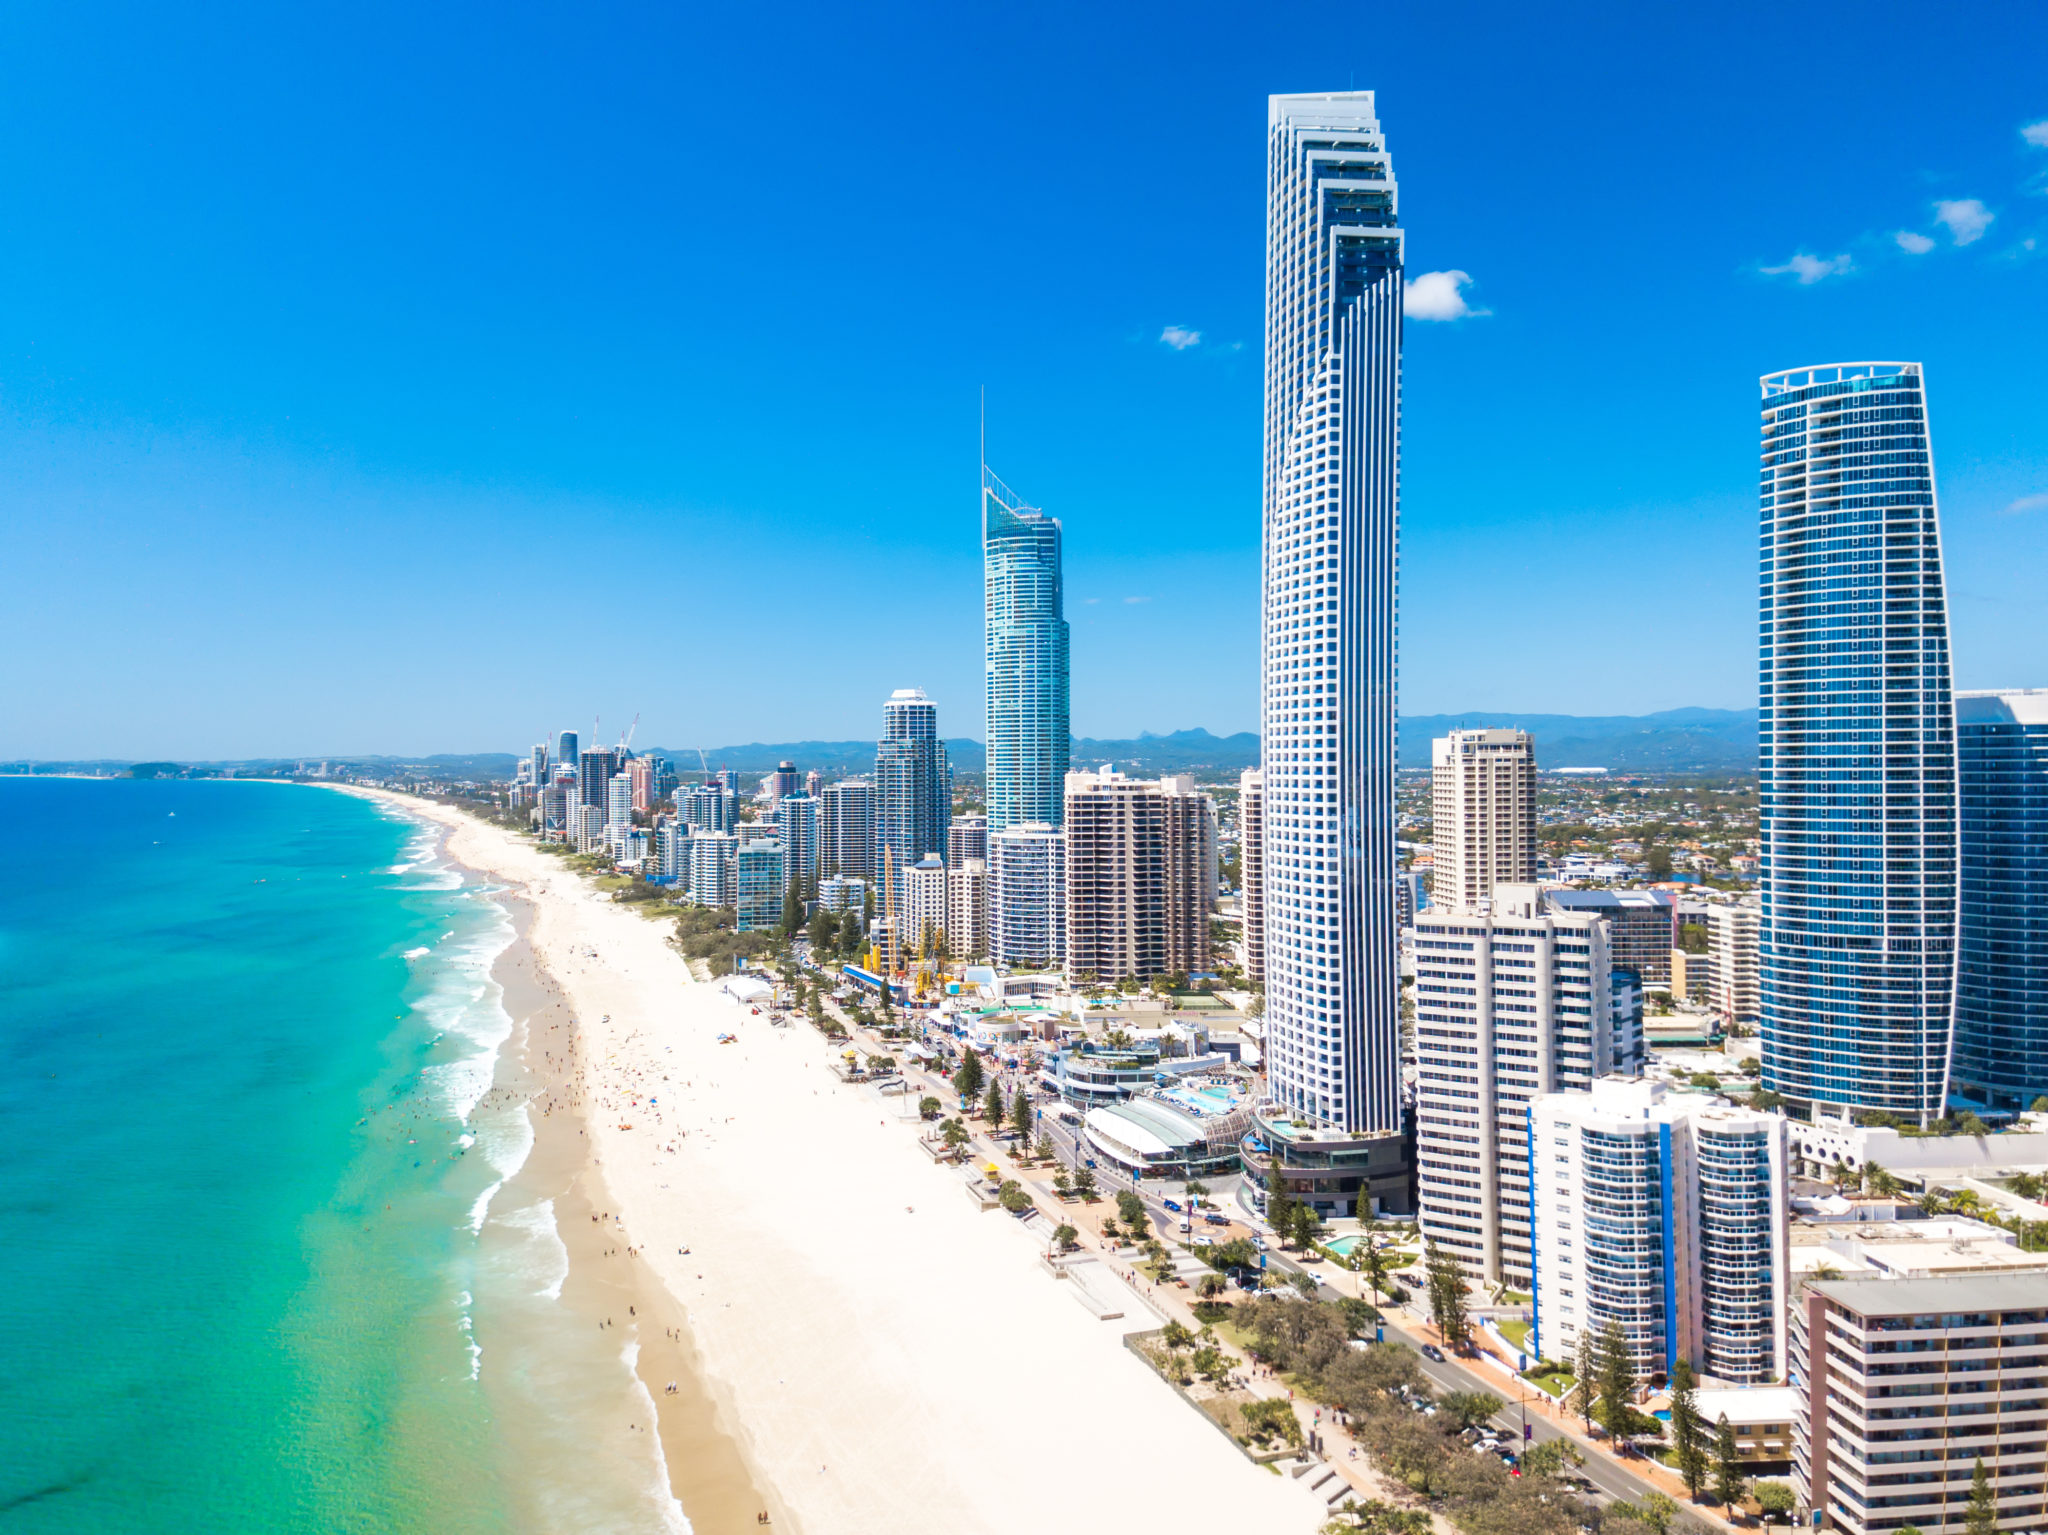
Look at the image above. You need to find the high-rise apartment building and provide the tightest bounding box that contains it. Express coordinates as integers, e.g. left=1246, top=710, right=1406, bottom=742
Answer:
left=606, top=773, right=633, bottom=831
left=1239, top=768, right=1266, bottom=983
left=1531, top=1078, right=1789, bottom=1385
left=1430, top=729, right=1536, bottom=913
left=766, top=761, right=800, bottom=803
left=735, top=839, right=786, bottom=932
left=1063, top=768, right=1216, bottom=986
left=805, top=769, right=821, bottom=799
left=992, top=822, right=1064, bottom=969
left=626, top=756, right=654, bottom=813
left=983, top=467, right=1070, bottom=838
left=948, top=814, right=988, bottom=867
left=681, top=783, right=736, bottom=836
left=1793, top=1272, right=2048, bottom=1535
left=874, top=689, right=950, bottom=906
left=656, top=821, right=690, bottom=885
left=1258, top=90, right=1405, bottom=1135
left=689, top=832, right=738, bottom=909
left=777, top=792, right=820, bottom=895
left=1544, top=888, right=1677, bottom=989
left=900, top=855, right=947, bottom=955
left=821, top=778, right=875, bottom=878
left=578, top=746, right=620, bottom=811
left=1759, top=362, right=1957, bottom=1123
left=946, top=858, right=991, bottom=963
left=1706, top=903, right=1762, bottom=1028
left=557, top=731, right=579, bottom=774
left=1952, top=688, right=2048, bottom=1114
left=531, top=743, right=549, bottom=786
left=1414, top=885, right=1640, bottom=1285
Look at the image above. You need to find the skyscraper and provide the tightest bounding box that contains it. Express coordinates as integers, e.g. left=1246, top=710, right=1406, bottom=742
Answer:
left=1758, top=362, right=1956, bottom=1123
left=983, top=467, right=1069, bottom=836
left=874, top=689, right=950, bottom=907
left=1430, top=728, right=1536, bottom=913
left=777, top=791, right=820, bottom=895
left=557, top=730, right=580, bottom=774
left=991, top=822, right=1064, bottom=969
left=1063, top=768, right=1217, bottom=985
left=1238, top=768, right=1266, bottom=983
left=1952, top=689, right=2048, bottom=1113
left=1258, top=91, right=1404, bottom=1135
left=821, top=778, right=875, bottom=878
left=947, top=814, right=988, bottom=866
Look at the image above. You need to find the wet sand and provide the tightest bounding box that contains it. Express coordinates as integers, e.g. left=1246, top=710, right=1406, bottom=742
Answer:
left=481, top=886, right=782, bottom=1531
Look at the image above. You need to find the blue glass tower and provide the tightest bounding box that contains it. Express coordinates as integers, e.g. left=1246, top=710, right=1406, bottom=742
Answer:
left=983, top=467, right=1069, bottom=836
left=1952, top=690, right=2048, bottom=1114
left=1258, top=91, right=1404, bottom=1136
left=1758, top=362, right=1956, bottom=1123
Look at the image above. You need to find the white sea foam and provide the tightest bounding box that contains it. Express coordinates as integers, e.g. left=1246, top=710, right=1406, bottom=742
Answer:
left=620, top=1341, right=692, bottom=1535
left=403, top=946, right=431, bottom=959
left=495, top=1198, right=570, bottom=1301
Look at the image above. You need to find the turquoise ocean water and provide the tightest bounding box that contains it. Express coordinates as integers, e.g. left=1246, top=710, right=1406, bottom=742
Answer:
left=0, top=779, right=680, bottom=1533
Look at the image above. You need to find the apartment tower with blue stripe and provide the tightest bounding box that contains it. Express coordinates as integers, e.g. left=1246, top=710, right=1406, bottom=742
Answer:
left=1256, top=91, right=1404, bottom=1139
left=982, top=467, right=1069, bottom=837
left=1757, top=362, right=1957, bottom=1124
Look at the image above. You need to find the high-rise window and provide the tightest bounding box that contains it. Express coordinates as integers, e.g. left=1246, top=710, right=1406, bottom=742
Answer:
left=1952, top=689, right=2048, bottom=1113
left=984, top=468, right=1068, bottom=836
left=1757, top=362, right=1955, bottom=1123
left=1259, top=91, right=1404, bottom=1135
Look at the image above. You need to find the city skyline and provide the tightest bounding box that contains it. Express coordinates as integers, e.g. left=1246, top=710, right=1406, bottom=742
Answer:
left=4, top=3, right=2045, bottom=760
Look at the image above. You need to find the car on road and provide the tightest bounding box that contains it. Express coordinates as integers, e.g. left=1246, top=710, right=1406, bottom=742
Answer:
left=1162, top=1199, right=1181, bottom=1212
left=1420, top=1344, right=1445, bottom=1362
left=1204, top=1213, right=1229, bottom=1225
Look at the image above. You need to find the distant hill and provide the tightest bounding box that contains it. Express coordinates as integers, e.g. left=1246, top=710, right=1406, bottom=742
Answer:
left=7, top=710, right=1758, bottom=781
left=1397, top=708, right=1756, bottom=771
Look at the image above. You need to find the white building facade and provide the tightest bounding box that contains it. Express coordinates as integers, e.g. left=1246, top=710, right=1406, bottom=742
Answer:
left=992, top=822, right=1063, bottom=970
left=1414, top=885, right=1639, bottom=1285
left=1430, top=728, right=1536, bottom=913
left=1530, top=1078, right=1790, bottom=1385
left=1258, top=90, right=1406, bottom=1136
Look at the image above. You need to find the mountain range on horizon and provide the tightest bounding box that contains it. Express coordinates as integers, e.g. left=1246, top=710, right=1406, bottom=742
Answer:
left=11, top=707, right=1760, bottom=778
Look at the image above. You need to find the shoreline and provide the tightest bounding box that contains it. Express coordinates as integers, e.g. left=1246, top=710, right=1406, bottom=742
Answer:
left=329, top=784, right=1324, bottom=1534
left=440, top=825, right=782, bottom=1530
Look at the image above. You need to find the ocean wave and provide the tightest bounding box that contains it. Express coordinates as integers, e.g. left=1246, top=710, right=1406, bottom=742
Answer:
left=493, top=1199, right=570, bottom=1301
left=403, top=946, right=431, bottom=960
left=620, top=1341, right=692, bottom=1535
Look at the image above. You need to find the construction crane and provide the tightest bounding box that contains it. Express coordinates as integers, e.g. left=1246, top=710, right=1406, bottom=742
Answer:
left=619, top=713, right=640, bottom=753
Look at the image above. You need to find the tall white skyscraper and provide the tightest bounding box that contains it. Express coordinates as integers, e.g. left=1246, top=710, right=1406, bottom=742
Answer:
left=1430, top=728, right=1536, bottom=913
left=1258, top=91, right=1404, bottom=1135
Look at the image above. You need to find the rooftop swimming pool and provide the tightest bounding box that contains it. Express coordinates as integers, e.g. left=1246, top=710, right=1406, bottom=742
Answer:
left=1155, top=1081, right=1242, bottom=1117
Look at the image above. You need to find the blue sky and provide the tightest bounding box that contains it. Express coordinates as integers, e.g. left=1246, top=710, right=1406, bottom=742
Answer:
left=4, top=0, right=2045, bottom=759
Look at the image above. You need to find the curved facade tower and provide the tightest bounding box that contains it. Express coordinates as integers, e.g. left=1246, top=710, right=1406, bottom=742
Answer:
left=1258, top=91, right=1403, bottom=1135
left=1952, top=689, right=2048, bottom=1114
left=983, top=467, right=1070, bottom=835
left=1757, top=362, right=1956, bottom=1123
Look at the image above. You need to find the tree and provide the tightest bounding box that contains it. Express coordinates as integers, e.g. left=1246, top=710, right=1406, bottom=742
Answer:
left=1355, top=1183, right=1375, bottom=1224
left=1752, top=1480, right=1795, bottom=1535
left=779, top=884, right=805, bottom=940
left=1116, top=1189, right=1146, bottom=1229
left=1361, top=1240, right=1392, bottom=1310
left=1073, top=1166, right=1097, bottom=1199
left=1293, top=1203, right=1327, bottom=1251
left=917, top=1095, right=942, bottom=1120
left=1266, top=1159, right=1296, bottom=1243
left=983, top=1078, right=1004, bottom=1125
left=952, top=1046, right=984, bottom=1102
left=1010, top=1085, right=1034, bottom=1141
left=1034, top=1130, right=1055, bottom=1163
left=1670, top=1356, right=1708, bottom=1500
left=1596, top=1319, right=1639, bottom=1444
left=1866, top=1161, right=1901, bottom=1197
left=1440, top=1390, right=1505, bottom=1430
left=1569, top=1329, right=1598, bottom=1430
left=1522, top=1438, right=1583, bottom=1480
left=1161, top=1320, right=1196, bottom=1351
left=1185, top=1179, right=1210, bottom=1210
left=1964, top=1458, right=1997, bottom=1535
left=1051, top=1222, right=1078, bottom=1252
left=941, top=1118, right=969, bottom=1151
left=1423, top=1239, right=1470, bottom=1348
left=1712, top=1414, right=1746, bottom=1510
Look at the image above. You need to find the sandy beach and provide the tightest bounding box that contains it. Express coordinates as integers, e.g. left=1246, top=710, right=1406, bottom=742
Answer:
left=338, top=786, right=1324, bottom=1534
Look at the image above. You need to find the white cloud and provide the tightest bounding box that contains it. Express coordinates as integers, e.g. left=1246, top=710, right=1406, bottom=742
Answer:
left=1123, top=595, right=1151, bottom=604
left=2003, top=492, right=2048, bottom=516
left=1762, top=251, right=1854, bottom=284
left=2023, top=119, right=2048, bottom=148
left=1895, top=230, right=1936, bottom=254
left=1403, top=269, right=1487, bottom=320
left=1158, top=325, right=1201, bottom=350
left=1934, top=198, right=1994, bottom=245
